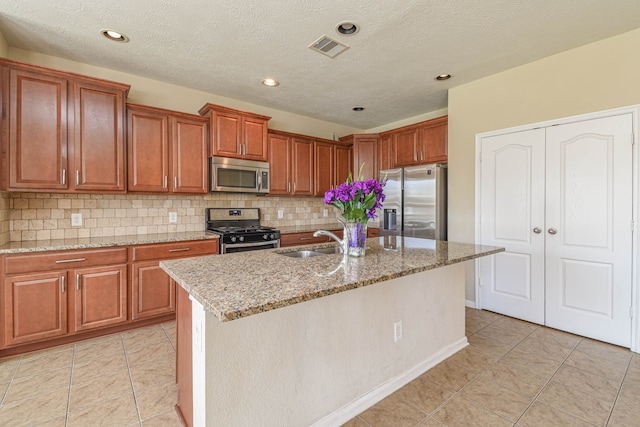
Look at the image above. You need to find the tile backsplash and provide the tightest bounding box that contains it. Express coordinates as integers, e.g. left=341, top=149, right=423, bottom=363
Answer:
left=2, top=192, right=343, bottom=242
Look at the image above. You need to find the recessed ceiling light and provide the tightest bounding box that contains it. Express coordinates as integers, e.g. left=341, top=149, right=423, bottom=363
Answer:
left=352, top=107, right=365, bottom=112
left=101, top=29, right=129, bottom=42
left=336, top=22, right=360, bottom=36
left=262, top=78, right=279, bottom=87
left=435, top=74, right=452, bottom=81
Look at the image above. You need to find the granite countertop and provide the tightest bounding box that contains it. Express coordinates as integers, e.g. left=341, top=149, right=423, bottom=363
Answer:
left=0, top=231, right=219, bottom=254
left=160, top=237, right=504, bottom=322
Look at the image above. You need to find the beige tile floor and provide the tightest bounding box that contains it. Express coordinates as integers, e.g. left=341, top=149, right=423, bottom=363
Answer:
left=1, top=309, right=639, bottom=426
left=0, top=321, right=181, bottom=426
left=345, top=307, right=640, bottom=426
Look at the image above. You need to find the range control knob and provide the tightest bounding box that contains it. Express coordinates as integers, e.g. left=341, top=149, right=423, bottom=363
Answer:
left=270, top=233, right=276, bottom=240
left=263, top=234, right=269, bottom=240
left=238, top=236, right=245, bottom=242
left=230, top=236, right=237, bottom=243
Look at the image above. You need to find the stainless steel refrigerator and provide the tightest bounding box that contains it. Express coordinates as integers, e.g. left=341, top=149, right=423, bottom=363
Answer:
left=379, top=164, right=447, bottom=240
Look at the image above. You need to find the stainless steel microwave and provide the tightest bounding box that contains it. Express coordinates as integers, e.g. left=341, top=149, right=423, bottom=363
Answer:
left=210, top=156, right=270, bottom=194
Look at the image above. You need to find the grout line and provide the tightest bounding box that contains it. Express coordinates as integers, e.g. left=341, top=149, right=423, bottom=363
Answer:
left=0, top=356, right=22, bottom=406
left=63, top=344, right=76, bottom=427
left=603, top=355, right=634, bottom=426
left=122, top=333, right=143, bottom=425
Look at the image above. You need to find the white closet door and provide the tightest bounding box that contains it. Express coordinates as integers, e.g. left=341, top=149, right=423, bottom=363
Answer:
left=479, top=129, right=546, bottom=324
left=545, top=114, right=633, bottom=347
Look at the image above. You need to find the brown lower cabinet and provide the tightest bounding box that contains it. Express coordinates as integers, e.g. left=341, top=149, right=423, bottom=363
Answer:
left=0, top=239, right=218, bottom=357
left=280, top=230, right=344, bottom=247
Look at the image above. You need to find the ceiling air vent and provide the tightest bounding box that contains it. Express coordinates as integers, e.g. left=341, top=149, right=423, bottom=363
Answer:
left=309, top=35, right=349, bottom=58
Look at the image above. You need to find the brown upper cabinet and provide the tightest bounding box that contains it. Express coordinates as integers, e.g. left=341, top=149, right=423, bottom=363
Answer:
left=0, top=59, right=130, bottom=193
left=386, top=116, right=448, bottom=168
left=340, top=134, right=379, bottom=180
left=267, top=130, right=314, bottom=196
left=314, top=140, right=352, bottom=196
left=127, top=104, right=208, bottom=194
left=199, top=103, right=271, bottom=162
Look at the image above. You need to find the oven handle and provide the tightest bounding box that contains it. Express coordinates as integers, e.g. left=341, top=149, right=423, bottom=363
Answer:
left=222, top=239, right=280, bottom=251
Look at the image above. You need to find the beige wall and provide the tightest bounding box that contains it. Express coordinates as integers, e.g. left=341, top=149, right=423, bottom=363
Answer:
left=448, top=28, right=640, bottom=301
left=0, top=31, right=8, bottom=57
left=366, top=107, right=448, bottom=133
left=7, top=48, right=362, bottom=140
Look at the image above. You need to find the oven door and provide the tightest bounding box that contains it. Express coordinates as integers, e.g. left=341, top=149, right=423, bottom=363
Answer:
left=221, top=239, right=280, bottom=254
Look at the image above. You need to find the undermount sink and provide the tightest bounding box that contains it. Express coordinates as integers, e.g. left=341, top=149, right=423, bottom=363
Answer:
left=278, top=250, right=324, bottom=258
left=277, top=246, right=343, bottom=258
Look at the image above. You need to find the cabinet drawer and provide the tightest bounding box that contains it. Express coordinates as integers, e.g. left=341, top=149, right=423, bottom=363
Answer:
left=280, top=230, right=342, bottom=247
left=132, top=240, right=218, bottom=262
left=5, top=248, right=128, bottom=275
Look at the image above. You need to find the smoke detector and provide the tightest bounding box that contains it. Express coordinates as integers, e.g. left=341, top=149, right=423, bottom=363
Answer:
left=309, top=35, right=349, bottom=58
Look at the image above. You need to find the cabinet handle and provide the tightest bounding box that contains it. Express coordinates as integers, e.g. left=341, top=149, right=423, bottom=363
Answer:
left=169, top=248, right=190, bottom=253
left=55, top=258, right=86, bottom=264
left=76, top=273, right=80, bottom=291
left=299, top=237, right=313, bottom=241
left=548, top=228, right=558, bottom=235
left=533, top=227, right=542, bottom=234
left=294, top=182, right=296, bottom=193
left=164, top=176, right=168, bottom=188
left=174, top=176, right=178, bottom=189
left=414, top=151, right=417, bottom=162
left=76, top=170, right=80, bottom=186
left=61, top=275, right=65, bottom=293
left=62, top=169, right=66, bottom=185
left=287, top=183, right=290, bottom=192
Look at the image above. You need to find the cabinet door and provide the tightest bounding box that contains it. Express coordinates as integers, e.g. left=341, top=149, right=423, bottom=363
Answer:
left=242, top=117, right=268, bottom=161
left=353, top=136, right=378, bottom=180
left=74, top=265, right=127, bottom=332
left=378, top=133, right=393, bottom=171
left=8, top=68, right=68, bottom=190
left=171, top=116, right=208, bottom=194
left=212, top=111, right=242, bottom=158
left=268, top=133, right=292, bottom=195
left=334, top=144, right=352, bottom=185
left=73, top=82, right=126, bottom=192
left=131, top=261, right=176, bottom=320
left=127, top=108, right=170, bottom=192
left=393, top=128, right=419, bottom=167
left=421, top=120, right=448, bottom=164
left=4, top=272, right=67, bottom=347
left=314, top=141, right=334, bottom=196
left=292, top=138, right=314, bottom=196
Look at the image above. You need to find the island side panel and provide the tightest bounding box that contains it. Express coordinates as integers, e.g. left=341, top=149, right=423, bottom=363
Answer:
left=201, top=262, right=466, bottom=426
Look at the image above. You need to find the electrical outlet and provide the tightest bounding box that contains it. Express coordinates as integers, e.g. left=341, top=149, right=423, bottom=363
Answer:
left=323, top=208, right=328, bottom=217
left=71, top=213, right=82, bottom=227
left=278, top=209, right=284, bottom=219
left=169, top=212, right=178, bottom=223
left=394, top=320, right=403, bottom=343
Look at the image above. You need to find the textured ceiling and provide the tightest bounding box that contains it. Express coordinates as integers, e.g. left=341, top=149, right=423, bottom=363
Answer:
left=1, top=0, right=640, bottom=129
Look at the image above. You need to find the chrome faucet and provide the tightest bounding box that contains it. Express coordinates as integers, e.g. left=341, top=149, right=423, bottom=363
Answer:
left=313, top=230, right=344, bottom=253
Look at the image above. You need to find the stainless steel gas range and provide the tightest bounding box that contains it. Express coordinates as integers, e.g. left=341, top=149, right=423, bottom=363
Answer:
left=205, top=208, right=280, bottom=254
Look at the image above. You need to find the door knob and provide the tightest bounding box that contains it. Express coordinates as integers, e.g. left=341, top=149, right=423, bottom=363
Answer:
left=548, top=228, right=558, bottom=235
left=533, top=227, right=542, bottom=234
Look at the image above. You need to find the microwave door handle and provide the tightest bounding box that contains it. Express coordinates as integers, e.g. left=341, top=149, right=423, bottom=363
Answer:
left=257, top=172, right=262, bottom=192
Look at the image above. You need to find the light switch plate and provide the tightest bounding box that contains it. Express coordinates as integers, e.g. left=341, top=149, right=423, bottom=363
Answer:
left=323, top=208, right=328, bottom=217
left=71, top=213, right=82, bottom=227
left=278, top=209, right=284, bottom=219
left=169, top=212, right=178, bottom=223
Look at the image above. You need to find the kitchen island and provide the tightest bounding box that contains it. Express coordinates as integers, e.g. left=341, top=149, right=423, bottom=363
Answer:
left=161, top=236, right=503, bottom=427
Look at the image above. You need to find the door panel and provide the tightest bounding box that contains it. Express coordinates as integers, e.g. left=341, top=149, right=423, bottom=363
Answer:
left=74, top=265, right=127, bottom=332
left=479, top=128, right=546, bottom=324
left=545, top=114, right=633, bottom=346
left=172, top=116, right=208, bottom=194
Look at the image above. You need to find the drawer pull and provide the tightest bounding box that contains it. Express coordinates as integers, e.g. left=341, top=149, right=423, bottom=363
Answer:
left=299, top=237, right=313, bottom=241
left=55, top=258, right=87, bottom=264
left=168, top=248, right=190, bottom=253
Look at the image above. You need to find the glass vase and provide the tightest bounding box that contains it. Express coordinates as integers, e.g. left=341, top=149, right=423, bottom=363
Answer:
left=343, top=220, right=368, bottom=257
